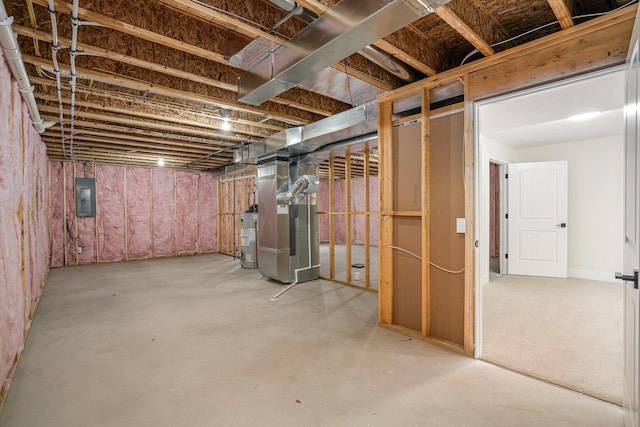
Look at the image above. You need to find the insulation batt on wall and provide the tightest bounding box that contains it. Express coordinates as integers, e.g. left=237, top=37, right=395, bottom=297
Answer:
left=319, top=176, right=379, bottom=245
left=0, top=49, right=50, bottom=398
left=50, top=162, right=219, bottom=265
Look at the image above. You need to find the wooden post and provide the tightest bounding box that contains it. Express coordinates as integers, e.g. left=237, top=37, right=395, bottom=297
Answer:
left=48, top=161, right=52, bottom=266
left=364, top=144, right=371, bottom=288
left=62, top=162, right=67, bottom=266
left=378, top=100, right=394, bottom=325
left=93, top=161, right=98, bottom=263
left=173, top=170, right=177, bottom=256
left=150, top=168, right=154, bottom=258
left=217, top=176, right=222, bottom=254
left=329, top=154, right=335, bottom=279
left=463, top=74, right=475, bottom=355
left=73, top=161, right=78, bottom=264
left=124, top=166, right=128, bottom=260
left=345, top=148, right=352, bottom=283
left=196, top=174, right=201, bottom=254
left=421, top=88, right=431, bottom=338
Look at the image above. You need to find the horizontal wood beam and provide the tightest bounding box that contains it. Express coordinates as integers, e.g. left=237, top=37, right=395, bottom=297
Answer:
left=35, top=92, right=268, bottom=139
left=43, top=129, right=234, bottom=157
left=24, top=54, right=310, bottom=125
left=38, top=104, right=246, bottom=141
left=42, top=117, right=238, bottom=149
left=14, top=25, right=336, bottom=118
left=155, top=0, right=395, bottom=91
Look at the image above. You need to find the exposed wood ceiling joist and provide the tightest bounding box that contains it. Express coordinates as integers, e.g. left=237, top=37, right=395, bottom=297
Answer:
left=2, top=0, right=629, bottom=170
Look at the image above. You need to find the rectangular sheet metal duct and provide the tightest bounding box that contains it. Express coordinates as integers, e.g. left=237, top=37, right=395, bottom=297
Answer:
left=238, top=0, right=450, bottom=106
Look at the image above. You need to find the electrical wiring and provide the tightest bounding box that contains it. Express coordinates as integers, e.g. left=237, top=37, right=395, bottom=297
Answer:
left=461, top=0, right=639, bottom=66
left=386, top=245, right=465, bottom=274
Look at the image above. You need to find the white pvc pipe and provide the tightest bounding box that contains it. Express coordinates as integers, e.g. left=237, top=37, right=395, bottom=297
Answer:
left=47, top=0, right=66, bottom=154
left=0, top=0, right=46, bottom=133
left=69, top=0, right=80, bottom=156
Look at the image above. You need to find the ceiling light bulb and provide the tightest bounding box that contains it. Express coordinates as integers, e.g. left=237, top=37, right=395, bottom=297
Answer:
left=221, top=118, right=231, bottom=131
left=157, top=157, right=165, bottom=166
left=568, top=111, right=602, bottom=121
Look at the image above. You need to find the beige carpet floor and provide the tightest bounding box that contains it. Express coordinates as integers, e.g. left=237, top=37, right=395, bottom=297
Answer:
left=481, top=274, right=623, bottom=405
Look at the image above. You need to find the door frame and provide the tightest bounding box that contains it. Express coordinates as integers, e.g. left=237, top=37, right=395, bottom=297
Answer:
left=473, top=64, right=626, bottom=358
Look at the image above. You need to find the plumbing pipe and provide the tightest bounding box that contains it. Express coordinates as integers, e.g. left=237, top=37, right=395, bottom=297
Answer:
left=69, top=0, right=80, bottom=156
left=0, top=0, right=48, bottom=133
left=47, top=0, right=66, bottom=154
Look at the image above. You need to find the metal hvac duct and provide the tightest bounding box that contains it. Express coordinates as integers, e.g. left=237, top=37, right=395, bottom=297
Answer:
left=238, top=0, right=451, bottom=106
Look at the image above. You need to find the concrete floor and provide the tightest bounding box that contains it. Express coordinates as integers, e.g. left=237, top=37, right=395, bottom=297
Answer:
left=0, top=254, right=623, bottom=426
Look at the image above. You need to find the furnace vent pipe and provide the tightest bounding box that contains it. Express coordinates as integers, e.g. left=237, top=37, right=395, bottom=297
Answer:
left=0, top=0, right=48, bottom=133
left=276, top=174, right=319, bottom=202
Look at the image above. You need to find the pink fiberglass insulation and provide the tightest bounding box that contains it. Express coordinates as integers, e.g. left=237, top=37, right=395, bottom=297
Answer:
left=64, top=162, right=77, bottom=265
left=198, top=172, right=217, bottom=253
left=351, top=177, right=365, bottom=212
left=318, top=180, right=330, bottom=242
left=0, top=80, right=25, bottom=392
left=0, top=50, right=50, bottom=394
left=333, top=179, right=346, bottom=243
left=126, top=167, right=152, bottom=260
left=152, top=168, right=175, bottom=257
left=50, top=162, right=65, bottom=267
left=28, top=119, right=50, bottom=313
left=175, top=171, right=199, bottom=255
left=370, top=215, right=379, bottom=246
left=20, top=101, right=32, bottom=324
left=77, top=163, right=97, bottom=264
left=97, top=164, right=126, bottom=262
left=369, top=176, right=379, bottom=246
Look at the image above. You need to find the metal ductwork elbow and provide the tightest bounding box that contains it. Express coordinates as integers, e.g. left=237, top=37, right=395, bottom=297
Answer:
left=276, top=174, right=319, bottom=202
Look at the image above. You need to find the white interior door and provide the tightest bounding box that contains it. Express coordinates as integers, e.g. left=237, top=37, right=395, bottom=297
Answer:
left=508, top=161, right=568, bottom=278
left=622, top=36, right=640, bottom=427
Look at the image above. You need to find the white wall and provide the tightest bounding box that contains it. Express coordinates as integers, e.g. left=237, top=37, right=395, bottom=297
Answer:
left=514, top=135, right=624, bottom=282
left=477, top=136, right=520, bottom=286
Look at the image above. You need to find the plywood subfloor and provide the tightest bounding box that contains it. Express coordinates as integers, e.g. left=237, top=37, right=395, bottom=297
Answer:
left=0, top=255, right=623, bottom=426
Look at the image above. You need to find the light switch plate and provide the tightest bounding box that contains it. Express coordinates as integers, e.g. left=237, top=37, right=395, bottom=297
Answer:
left=456, top=218, right=466, bottom=234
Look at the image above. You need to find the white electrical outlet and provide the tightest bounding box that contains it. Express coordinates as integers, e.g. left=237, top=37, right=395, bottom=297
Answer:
left=456, top=218, right=466, bottom=234
left=77, top=246, right=83, bottom=254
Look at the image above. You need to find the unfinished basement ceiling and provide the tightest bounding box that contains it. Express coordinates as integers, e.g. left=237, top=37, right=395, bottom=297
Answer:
left=3, top=0, right=632, bottom=170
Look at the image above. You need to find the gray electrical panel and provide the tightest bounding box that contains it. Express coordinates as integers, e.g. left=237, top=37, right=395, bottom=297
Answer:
left=240, top=209, right=258, bottom=269
left=75, top=178, right=96, bottom=217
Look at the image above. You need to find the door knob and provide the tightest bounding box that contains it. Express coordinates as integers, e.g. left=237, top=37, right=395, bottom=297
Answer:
left=615, top=270, right=639, bottom=289
left=556, top=223, right=567, bottom=228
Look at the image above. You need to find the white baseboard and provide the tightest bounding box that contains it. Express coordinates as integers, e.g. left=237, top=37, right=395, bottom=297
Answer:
left=568, top=269, right=618, bottom=283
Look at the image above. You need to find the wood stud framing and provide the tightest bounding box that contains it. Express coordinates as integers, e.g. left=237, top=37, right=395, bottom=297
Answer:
left=317, top=147, right=378, bottom=292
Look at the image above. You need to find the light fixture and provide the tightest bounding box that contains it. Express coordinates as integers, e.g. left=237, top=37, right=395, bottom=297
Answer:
left=568, top=111, right=602, bottom=121
left=221, top=117, right=231, bottom=131
left=157, top=157, right=165, bottom=167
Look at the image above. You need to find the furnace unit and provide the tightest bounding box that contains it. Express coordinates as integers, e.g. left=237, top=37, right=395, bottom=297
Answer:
left=256, top=153, right=319, bottom=284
